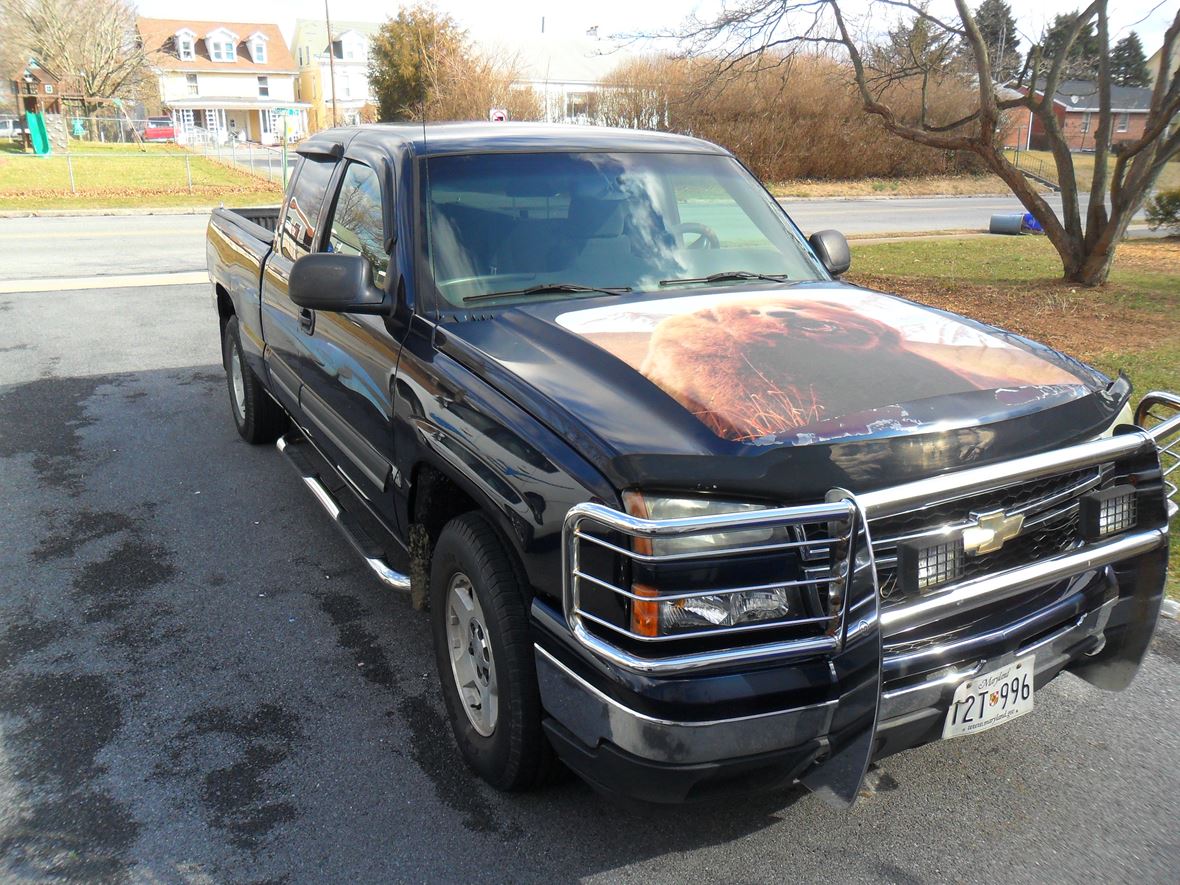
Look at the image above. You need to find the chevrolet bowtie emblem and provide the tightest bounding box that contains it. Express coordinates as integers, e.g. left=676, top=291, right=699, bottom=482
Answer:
left=961, top=509, right=1025, bottom=556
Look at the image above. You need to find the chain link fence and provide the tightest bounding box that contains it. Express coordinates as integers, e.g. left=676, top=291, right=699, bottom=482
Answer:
left=0, top=147, right=283, bottom=197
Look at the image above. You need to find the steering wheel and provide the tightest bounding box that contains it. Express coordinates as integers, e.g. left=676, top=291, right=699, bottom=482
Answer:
left=673, top=222, right=721, bottom=250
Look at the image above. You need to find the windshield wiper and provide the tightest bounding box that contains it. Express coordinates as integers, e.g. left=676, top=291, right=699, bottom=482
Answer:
left=463, top=282, right=632, bottom=304
left=659, top=271, right=789, bottom=287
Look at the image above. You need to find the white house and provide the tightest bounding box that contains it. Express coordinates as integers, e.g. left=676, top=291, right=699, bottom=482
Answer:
left=497, top=32, right=634, bottom=123
left=138, top=17, right=310, bottom=144
left=290, top=19, right=380, bottom=131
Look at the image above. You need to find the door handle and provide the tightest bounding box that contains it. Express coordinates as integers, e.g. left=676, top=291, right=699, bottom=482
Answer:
left=299, top=307, right=315, bottom=335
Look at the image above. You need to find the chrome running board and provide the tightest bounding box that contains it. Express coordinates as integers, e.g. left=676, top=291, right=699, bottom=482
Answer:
left=276, top=433, right=411, bottom=592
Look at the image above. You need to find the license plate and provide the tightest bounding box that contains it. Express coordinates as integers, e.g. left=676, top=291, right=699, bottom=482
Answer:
left=942, top=655, right=1035, bottom=739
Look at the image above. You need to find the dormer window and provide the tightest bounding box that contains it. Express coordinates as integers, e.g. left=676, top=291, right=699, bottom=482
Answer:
left=247, top=31, right=269, bottom=64
left=205, top=28, right=239, bottom=63
left=176, top=28, right=196, bottom=61
left=210, top=39, right=236, bottom=62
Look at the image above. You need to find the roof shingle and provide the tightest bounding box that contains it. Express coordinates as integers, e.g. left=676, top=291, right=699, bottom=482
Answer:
left=138, top=18, right=297, bottom=74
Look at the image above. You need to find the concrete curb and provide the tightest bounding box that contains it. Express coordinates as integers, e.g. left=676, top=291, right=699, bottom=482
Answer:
left=777, top=192, right=1026, bottom=202
left=1162, top=599, right=1180, bottom=621
left=0, top=206, right=228, bottom=218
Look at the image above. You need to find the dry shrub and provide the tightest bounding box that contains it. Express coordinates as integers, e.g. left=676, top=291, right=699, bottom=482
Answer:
left=599, top=54, right=986, bottom=181
left=423, top=44, right=544, bottom=123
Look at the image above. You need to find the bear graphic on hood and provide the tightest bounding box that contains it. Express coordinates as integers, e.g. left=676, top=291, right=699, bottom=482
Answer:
left=557, top=291, right=1085, bottom=444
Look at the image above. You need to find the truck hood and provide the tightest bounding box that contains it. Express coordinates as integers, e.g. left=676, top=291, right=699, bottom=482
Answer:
left=441, top=282, right=1128, bottom=495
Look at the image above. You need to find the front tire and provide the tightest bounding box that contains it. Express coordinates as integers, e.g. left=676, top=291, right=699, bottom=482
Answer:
left=430, top=512, right=556, bottom=791
left=222, top=315, right=286, bottom=444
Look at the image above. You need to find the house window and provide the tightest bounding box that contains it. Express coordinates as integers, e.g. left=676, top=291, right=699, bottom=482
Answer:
left=252, top=40, right=267, bottom=64
left=1116, top=112, right=1129, bottom=133
left=178, top=38, right=195, bottom=61
left=210, top=40, right=236, bottom=62
left=258, top=76, right=269, bottom=98
left=186, top=73, right=198, bottom=95
left=1080, top=112, right=1092, bottom=134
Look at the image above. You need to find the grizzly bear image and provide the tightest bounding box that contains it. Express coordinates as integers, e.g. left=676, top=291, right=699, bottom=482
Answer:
left=637, top=294, right=1079, bottom=442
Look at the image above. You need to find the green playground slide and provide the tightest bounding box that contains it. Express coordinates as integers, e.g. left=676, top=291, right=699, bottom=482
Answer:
left=25, top=111, right=50, bottom=155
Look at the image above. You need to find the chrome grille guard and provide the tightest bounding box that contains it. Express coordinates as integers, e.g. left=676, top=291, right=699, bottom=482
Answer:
left=560, top=391, right=1179, bottom=806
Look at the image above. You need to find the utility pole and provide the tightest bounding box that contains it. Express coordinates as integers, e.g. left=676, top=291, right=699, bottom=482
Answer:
left=325, top=0, right=339, bottom=127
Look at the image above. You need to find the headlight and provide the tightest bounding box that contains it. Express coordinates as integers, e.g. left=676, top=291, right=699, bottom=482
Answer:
left=623, top=492, right=784, bottom=555
left=623, top=492, right=804, bottom=636
left=635, top=584, right=800, bottom=636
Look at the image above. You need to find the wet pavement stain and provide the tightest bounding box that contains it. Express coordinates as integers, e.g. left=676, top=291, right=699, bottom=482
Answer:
left=0, top=374, right=127, bottom=494
left=165, top=704, right=302, bottom=852
left=0, top=673, right=139, bottom=882
left=396, top=694, right=506, bottom=836
left=319, top=593, right=395, bottom=688
left=72, top=538, right=176, bottom=624
left=33, top=508, right=137, bottom=562
left=316, top=592, right=511, bottom=836
left=0, top=616, right=68, bottom=669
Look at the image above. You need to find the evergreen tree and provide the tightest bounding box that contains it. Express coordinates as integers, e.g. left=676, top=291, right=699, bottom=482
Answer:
left=1111, top=32, right=1151, bottom=87
left=368, top=4, right=465, bottom=121
left=1039, top=14, right=1101, bottom=80
left=972, top=0, right=1022, bottom=82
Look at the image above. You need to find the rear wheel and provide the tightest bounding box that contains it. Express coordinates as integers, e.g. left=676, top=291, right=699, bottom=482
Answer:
left=222, top=315, right=286, bottom=444
left=430, top=512, right=556, bottom=791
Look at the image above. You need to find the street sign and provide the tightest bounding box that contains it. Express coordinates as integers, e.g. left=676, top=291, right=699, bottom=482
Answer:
left=489, top=108, right=507, bottom=122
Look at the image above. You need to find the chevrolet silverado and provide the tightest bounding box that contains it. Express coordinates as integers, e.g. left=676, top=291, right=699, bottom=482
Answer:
left=206, top=123, right=1179, bottom=805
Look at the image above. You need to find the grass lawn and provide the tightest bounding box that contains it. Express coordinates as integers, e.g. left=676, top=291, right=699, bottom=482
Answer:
left=1009, top=149, right=1180, bottom=192
left=849, top=235, right=1180, bottom=597
left=0, top=141, right=280, bottom=210
left=768, top=174, right=1028, bottom=198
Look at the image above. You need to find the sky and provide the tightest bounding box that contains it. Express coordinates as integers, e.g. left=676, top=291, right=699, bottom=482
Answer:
left=132, top=0, right=1178, bottom=57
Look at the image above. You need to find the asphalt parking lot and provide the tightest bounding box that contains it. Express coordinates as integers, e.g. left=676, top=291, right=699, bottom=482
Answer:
left=1, top=276, right=1179, bottom=883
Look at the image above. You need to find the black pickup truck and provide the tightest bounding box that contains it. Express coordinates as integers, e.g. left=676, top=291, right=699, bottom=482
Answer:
left=207, top=123, right=1178, bottom=805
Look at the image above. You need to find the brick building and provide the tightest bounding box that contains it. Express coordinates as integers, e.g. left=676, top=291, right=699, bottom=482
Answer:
left=1018, top=79, right=1154, bottom=151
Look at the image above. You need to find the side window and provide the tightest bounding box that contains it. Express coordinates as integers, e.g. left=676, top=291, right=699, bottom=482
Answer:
left=323, top=162, right=389, bottom=287
left=279, top=156, right=337, bottom=260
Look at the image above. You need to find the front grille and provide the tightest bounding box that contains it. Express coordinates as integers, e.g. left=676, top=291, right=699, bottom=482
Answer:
left=871, top=467, right=1102, bottom=602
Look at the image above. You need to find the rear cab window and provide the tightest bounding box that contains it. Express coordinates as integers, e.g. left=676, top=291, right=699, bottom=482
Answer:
left=280, top=156, right=338, bottom=259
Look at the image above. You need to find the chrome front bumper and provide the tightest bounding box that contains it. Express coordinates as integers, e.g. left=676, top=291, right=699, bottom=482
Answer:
left=544, top=392, right=1180, bottom=806
left=536, top=578, right=1120, bottom=766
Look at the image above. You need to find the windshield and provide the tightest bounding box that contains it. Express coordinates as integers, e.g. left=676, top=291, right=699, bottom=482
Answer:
left=424, top=151, right=826, bottom=306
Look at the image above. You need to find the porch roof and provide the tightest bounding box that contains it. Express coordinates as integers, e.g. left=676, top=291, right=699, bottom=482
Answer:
left=166, top=97, right=311, bottom=110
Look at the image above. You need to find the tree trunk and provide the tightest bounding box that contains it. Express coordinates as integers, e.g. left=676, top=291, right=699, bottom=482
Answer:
left=1067, top=241, right=1117, bottom=286
left=1066, top=210, right=1133, bottom=286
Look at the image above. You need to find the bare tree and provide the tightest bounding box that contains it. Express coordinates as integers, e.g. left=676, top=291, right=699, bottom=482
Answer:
left=666, top=1, right=1180, bottom=286
left=2, top=0, right=148, bottom=116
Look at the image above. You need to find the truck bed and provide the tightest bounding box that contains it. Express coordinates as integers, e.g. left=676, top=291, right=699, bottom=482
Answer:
left=216, top=205, right=281, bottom=240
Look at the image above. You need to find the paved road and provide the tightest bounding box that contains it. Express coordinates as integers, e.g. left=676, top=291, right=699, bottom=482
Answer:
left=785, top=192, right=1090, bottom=235
left=0, top=216, right=211, bottom=281
left=1, top=273, right=1179, bottom=881
left=0, top=193, right=1106, bottom=283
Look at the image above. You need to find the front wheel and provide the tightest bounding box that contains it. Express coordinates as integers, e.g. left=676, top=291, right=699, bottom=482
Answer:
left=430, top=512, right=556, bottom=791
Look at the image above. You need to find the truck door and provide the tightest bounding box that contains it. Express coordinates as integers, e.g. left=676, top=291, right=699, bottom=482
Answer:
left=259, top=152, right=339, bottom=417
left=295, top=158, right=402, bottom=526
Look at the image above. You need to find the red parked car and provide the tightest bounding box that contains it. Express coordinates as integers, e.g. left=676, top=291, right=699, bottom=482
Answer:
left=142, top=116, right=176, bottom=142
